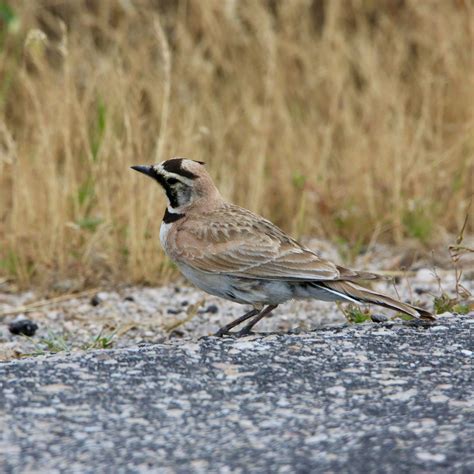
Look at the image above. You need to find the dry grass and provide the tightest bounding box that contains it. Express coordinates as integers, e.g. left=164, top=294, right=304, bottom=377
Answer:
left=0, top=0, right=473, bottom=288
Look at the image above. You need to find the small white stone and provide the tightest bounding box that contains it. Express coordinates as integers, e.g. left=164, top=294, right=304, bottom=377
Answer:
left=326, top=385, right=346, bottom=395
left=305, top=433, right=328, bottom=444
left=416, top=269, right=438, bottom=282
left=387, top=389, right=417, bottom=401
left=20, top=406, right=56, bottom=415
left=430, top=395, right=449, bottom=403
left=416, top=451, right=446, bottom=463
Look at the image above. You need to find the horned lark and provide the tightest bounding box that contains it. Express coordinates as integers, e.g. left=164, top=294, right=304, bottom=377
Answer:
left=131, top=158, right=434, bottom=337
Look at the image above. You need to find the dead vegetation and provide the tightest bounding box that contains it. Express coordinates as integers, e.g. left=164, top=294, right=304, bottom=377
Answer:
left=0, top=0, right=472, bottom=288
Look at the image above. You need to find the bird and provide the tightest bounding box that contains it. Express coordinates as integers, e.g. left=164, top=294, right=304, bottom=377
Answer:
left=131, top=158, right=434, bottom=337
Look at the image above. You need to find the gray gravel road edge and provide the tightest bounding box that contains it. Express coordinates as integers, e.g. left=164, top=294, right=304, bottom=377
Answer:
left=0, top=314, right=473, bottom=473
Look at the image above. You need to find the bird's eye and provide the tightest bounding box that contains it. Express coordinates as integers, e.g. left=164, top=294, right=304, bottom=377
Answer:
left=167, top=178, right=178, bottom=185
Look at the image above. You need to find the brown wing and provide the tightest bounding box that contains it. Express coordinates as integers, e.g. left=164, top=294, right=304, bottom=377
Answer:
left=173, top=204, right=342, bottom=281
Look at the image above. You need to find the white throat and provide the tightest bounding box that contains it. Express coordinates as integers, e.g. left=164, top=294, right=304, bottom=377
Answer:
left=160, top=207, right=183, bottom=251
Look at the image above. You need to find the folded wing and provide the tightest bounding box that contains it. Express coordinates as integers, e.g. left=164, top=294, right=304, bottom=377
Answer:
left=174, top=205, right=377, bottom=282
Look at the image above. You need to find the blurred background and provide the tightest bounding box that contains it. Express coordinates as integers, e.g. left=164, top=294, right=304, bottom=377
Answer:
left=0, top=0, right=472, bottom=289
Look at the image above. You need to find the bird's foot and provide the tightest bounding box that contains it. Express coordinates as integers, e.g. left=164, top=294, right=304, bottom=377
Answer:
left=212, top=328, right=256, bottom=338
left=233, top=327, right=256, bottom=338
left=213, top=328, right=234, bottom=338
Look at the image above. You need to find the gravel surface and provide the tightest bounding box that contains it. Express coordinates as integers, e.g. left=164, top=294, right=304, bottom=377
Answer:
left=0, top=314, right=472, bottom=473
left=1, top=260, right=472, bottom=362
left=0, top=242, right=473, bottom=472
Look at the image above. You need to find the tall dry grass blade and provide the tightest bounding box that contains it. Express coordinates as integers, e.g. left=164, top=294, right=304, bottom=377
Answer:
left=153, top=16, right=171, bottom=164
left=0, top=0, right=471, bottom=288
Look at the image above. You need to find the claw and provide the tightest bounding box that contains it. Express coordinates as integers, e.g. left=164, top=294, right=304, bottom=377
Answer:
left=213, top=328, right=234, bottom=338
left=213, top=328, right=254, bottom=338
left=234, top=328, right=255, bottom=338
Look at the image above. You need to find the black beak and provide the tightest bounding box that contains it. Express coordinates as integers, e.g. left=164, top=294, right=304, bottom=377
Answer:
left=131, top=165, right=155, bottom=178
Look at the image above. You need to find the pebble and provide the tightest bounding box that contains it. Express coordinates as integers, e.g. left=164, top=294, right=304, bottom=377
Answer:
left=90, top=292, right=108, bottom=306
left=429, top=326, right=448, bottom=332
left=430, top=395, right=449, bottom=403
left=200, top=304, right=219, bottom=314
left=416, top=269, right=438, bottom=283
left=9, top=319, right=39, bottom=337
left=416, top=451, right=446, bottom=463
left=52, top=279, right=80, bottom=292
left=371, top=314, right=389, bottom=323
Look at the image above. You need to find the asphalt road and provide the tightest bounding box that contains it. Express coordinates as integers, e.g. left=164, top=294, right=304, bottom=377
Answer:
left=1, top=314, right=473, bottom=473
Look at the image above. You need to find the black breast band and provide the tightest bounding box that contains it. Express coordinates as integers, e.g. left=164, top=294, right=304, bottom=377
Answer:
left=163, top=208, right=185, bottom=223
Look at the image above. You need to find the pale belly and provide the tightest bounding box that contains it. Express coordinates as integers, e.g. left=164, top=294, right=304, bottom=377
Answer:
left=177, top=262, right=293, bottom=306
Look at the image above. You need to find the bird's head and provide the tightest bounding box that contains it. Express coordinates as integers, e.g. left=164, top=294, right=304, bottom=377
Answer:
left=131, top=157, right=221, bottom=211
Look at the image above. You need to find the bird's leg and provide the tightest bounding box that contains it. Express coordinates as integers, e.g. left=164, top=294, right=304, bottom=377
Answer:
left=214, top=308, right=260, bottom=337
left=235, top=304, right=278, bottom=337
